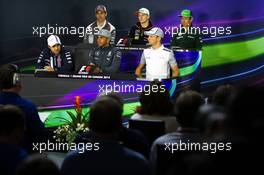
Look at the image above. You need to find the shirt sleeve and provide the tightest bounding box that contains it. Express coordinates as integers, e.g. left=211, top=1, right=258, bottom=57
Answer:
left=129, top=25, right=135, bottom=39
left=83, top=23, right=93, bottom=43
left=102, top=49, right=121, bottom=74
left=170, top=33, right=178, bottom=48
left=36, top=51, right=45, bottom=69
left=36, top=50, right=50, bottom=69
left=195, top=34, right=203, bottom=50
left=88, top=49, right=95, bottom=65
left=110, top=29, right=116, bottom=45
left=62, top=51, right=74, bottom=72
left=140, top=51, right=146, bottom=65
left=168, top=51, right=177, bottom=67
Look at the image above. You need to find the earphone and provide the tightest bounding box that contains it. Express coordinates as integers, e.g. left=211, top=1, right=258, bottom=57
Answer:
left=12, top=72, right=21, bottom=86
left=10, top=64, right=21, bottom=86
left=0, top=64, right=20, bottom=90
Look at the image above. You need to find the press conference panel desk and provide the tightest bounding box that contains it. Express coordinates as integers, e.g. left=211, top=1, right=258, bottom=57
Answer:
left=20, top=47, right=202, bottom=109
left=19, top=68, right=199, bottom=127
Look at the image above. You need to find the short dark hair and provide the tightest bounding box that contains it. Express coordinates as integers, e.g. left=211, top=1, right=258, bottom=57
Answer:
left=106, top=92, right=124, bottom=113
left=138, top=81, right=173, bottom=116
left=0, top=64, right=19, bottom=90
left=17, top=155, right=61, bottom=175
left=175, top=90, right=204, bottom=127
left=89, top=96, right=122, bottom=134
left=212, top=84, right=236, bottom=107
left=0, top=104, right=25, bottom=136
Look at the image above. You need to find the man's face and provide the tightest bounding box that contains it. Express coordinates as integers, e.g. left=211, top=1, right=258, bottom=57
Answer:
left=49, top=44, right=61, bottom=55
left=138, top=12, right=149, bottom=24
left=147, top=35, right=160, bottom=46
left=96, top=10, right=107, bottom=23
left=181, top=16, right=193, bottom=27
left=97, top=36, right=110, bottom=47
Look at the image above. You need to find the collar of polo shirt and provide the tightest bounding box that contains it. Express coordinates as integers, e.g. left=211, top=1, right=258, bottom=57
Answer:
left=151, top=44, right=164, bottom=50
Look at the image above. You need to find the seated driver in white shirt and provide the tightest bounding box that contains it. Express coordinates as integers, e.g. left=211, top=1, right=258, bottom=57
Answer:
left=135, top=27, right=179, bottom=80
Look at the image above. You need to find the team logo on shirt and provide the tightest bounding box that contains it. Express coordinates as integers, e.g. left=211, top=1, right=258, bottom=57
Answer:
left=188, top=36, right=195, bottom=39
left=106, top=57, right=111, bottom=61
left=107, top=51, right=112, bottom=57
left=116, top=51, right=121, bottom=57
left=95, top=51, right=100, bottom=56
left=134, top=30, right=140, bottom=40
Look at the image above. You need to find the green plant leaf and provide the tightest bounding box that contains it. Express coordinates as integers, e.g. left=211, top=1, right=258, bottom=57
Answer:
left=53, top=117, right=72, bottom=124
left=66, top=111, right=78, bottom=127
left=81, top=111, right=89, bottom=123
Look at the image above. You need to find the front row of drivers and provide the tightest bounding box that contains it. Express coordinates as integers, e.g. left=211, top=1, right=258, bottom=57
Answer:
left=36, top=28, right=179, bottom=80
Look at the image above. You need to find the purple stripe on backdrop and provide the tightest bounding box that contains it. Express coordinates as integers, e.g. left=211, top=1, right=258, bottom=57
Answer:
left=48, top=80, right=150, bottom=106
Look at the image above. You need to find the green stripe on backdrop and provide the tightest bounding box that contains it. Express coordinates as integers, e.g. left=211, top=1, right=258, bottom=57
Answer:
left=202, top=36, right=264, bottom=67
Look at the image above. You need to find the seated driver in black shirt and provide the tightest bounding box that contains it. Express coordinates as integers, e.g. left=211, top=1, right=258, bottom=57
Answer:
left=127, top=8, right=153, bottom=45
left=87, top=29, right=121, bottom=74
left=36, top=35, right=74, bottom=72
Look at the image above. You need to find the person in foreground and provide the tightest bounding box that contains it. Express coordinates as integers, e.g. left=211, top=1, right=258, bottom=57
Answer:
left=0, top=64, right=45, bottom=152
left=61, top=95, right=151, bottom=175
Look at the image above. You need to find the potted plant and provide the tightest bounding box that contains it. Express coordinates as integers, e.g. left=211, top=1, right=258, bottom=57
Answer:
left=53, top=96, right=89, bottom=143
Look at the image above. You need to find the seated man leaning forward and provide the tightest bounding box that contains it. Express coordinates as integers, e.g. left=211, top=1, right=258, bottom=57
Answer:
left=135, top=27, right=179, bottom=80
left=36, top=35, right=74, bottom=72
left=87, top=29, right=121, bottom=74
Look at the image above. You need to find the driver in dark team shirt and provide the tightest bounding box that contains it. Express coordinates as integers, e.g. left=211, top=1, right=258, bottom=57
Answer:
left=170, top=9, right=203, bottom=50
left=128, top=8, right=154, bottom=45
left=36, top=35, right=74, bottom=72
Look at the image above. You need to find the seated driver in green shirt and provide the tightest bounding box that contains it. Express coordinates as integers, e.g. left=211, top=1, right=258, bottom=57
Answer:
left=170, top=9, right=203, bottom=50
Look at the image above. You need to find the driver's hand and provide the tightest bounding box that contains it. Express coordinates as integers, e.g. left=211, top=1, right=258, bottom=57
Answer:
left=93, top=67, right=102, bottom=74
left=44, top=66, right=55, bottom=72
